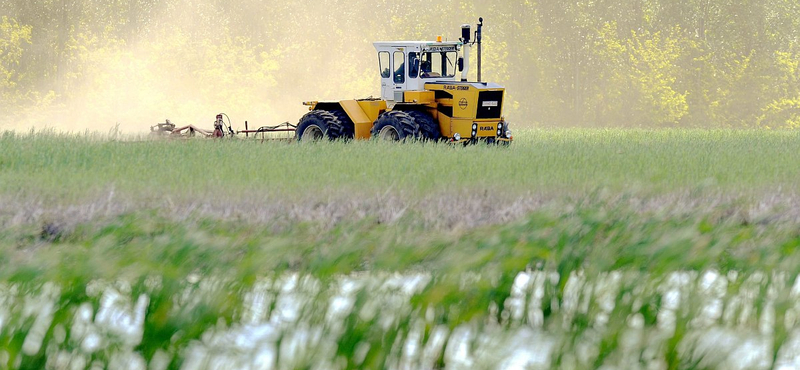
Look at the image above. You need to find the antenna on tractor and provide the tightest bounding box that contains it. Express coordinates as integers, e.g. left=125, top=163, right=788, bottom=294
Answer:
left=476, top=17, right=483, bottom=83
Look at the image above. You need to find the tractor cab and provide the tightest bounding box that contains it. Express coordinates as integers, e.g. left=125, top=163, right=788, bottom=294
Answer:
left=373, top=41, right=463, bottom=102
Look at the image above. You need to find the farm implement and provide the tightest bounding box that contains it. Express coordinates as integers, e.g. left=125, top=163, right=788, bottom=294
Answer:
left=150, top=114, right=296, bottom=141
left=150, top=17, right=512, bottom=145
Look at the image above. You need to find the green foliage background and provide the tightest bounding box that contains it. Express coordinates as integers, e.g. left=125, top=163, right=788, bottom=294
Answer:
left=1, top=0, right=800, bottom=130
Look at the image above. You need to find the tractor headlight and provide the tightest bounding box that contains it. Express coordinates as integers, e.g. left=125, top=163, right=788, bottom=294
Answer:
left=505, top=129, right=512, bottom=138
left=454, top=133, right=461, bottom=141
left=498, top=122, right=504, bottom=130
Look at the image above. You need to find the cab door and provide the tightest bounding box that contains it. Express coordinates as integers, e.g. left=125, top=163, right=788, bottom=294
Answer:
left=379, top=51, right=393, bottom=101
left=390, top=50, right=407, bottom=101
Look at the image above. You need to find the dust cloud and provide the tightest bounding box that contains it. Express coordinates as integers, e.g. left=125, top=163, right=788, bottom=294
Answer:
left=7, top=1, right=791, bottom=130
left=3, top=1, right=497, bottom=134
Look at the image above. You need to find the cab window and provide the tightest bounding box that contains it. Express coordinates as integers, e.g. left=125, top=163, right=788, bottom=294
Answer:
left=393, top=51, right=405, bottom=83
left=378, top=52, right=390, bottom=78
left=421, top=51, right=457, bottom=78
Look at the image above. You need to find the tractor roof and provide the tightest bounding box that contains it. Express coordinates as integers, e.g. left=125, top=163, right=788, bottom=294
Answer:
left=373, top=41, right=462, bottom=52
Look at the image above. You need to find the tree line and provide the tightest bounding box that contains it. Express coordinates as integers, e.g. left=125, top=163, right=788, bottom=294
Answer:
left=1, top=0, right=799, bottom=128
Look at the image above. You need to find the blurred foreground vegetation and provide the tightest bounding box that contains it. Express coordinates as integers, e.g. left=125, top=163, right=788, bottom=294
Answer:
left=1, top=0, right=800, bottom=130
left=3, top=194, right=800, bottom=369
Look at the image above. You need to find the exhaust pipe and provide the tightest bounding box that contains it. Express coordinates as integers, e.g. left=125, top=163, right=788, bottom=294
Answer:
left=459, top=18, right=483, bottom=82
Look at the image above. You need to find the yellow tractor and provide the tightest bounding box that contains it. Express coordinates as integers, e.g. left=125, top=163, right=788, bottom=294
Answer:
left=296, top=18, right=512, bottom=144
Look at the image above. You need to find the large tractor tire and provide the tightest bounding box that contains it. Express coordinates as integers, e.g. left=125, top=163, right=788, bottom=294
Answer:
left=296, top=110, right=340, bottom=141
left=370, top=111, right=420, bottom=141
left=407, top=110, right=440, bottom=141
left=330, top=109, right=355, bottom=140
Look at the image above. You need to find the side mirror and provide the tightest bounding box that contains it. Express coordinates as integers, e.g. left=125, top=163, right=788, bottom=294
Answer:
left=457, top=57, right=464, bottom=71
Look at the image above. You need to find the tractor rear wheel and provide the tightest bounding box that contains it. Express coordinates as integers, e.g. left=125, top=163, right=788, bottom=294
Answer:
left=407, top=111, right=440, bottom=141
left=296, top=110, right=340, bottom=141
left=370, top=111, right=419, bottom=141
left=330, top=109, right=355, bottom=140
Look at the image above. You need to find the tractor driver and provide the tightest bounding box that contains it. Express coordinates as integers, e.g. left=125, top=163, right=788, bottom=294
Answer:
left=420, top=60, right=440, bottom=78
left=394, top=61, right=404, bottom=83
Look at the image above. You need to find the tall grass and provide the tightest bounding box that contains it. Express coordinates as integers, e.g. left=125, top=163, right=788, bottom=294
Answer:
left=2, top=129, right=799, bottom=206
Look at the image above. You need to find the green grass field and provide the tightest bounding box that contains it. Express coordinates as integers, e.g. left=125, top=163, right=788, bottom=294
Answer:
left=3, top=129, right=800, bottom=202
left=2, top=129, right=800, bottom=369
